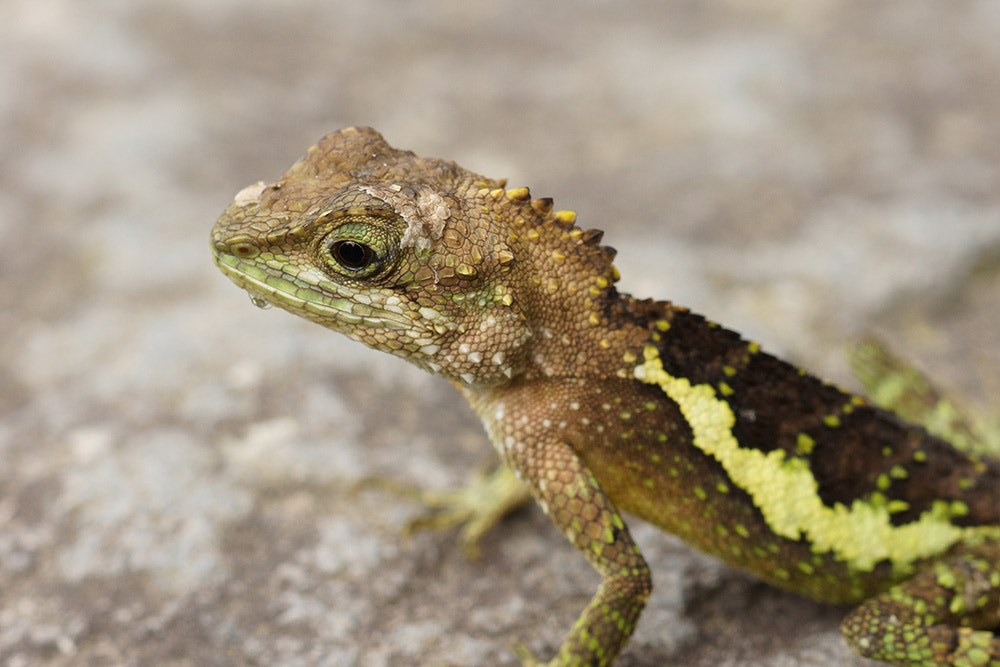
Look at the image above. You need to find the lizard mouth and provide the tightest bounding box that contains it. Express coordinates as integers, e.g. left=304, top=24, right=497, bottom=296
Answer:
left=212, top=251, right=412, bottom=331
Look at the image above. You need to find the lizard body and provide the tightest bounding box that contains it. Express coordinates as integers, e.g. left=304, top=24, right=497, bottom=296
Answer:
left=211, top=127, right=1000, bottom=666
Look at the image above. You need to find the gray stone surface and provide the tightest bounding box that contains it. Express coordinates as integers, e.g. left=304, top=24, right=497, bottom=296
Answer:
left=3, top=1, right=1000, bottom=665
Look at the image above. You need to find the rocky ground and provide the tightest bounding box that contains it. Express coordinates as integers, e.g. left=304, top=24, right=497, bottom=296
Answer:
left=2, top=2, right=1000, bottom=665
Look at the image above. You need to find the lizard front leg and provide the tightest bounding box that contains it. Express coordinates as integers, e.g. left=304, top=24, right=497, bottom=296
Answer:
left=504, top=437, right=651, bottom=667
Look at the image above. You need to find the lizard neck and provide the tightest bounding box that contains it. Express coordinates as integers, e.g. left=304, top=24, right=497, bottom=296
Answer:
left=435, top=188, right=668, bottom=389
left=493, top=203, right=651, bottom=383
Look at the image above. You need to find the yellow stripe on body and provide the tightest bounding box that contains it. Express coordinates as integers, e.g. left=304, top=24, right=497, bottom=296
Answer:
left=634, top=345, right=986, bottom=574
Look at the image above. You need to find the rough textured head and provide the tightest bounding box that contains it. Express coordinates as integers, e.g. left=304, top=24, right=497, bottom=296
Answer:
left=211, top=127, right=623, bottom=386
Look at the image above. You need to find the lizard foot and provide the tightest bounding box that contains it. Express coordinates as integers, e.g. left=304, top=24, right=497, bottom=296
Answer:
left=359, top=464, right=532, bottom=558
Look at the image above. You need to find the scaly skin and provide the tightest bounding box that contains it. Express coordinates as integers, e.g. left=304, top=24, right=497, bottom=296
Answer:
left=211, top=127, right=1000, bottom=666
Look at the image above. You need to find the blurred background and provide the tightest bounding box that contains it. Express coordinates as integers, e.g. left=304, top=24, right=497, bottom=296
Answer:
left=2, top=2, right=999, bottom=665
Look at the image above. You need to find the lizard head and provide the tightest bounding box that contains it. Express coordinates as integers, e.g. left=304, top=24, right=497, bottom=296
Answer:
left=211, top=127, right=621, bottom=387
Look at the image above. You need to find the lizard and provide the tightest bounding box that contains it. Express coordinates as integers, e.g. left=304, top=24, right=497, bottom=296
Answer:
left=210, top=126, right=1000, bottom=666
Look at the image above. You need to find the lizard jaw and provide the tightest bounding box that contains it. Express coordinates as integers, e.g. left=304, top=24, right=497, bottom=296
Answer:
left=212, top=251, right=412, bottom=331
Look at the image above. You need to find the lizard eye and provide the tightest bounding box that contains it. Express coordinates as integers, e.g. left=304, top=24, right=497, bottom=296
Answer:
left=330, top=239, right=375, bottom=271
left=315, top=210, right=401, bottom=281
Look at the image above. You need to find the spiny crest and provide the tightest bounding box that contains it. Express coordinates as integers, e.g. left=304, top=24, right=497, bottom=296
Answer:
left=485, top=183, right=621, bottom=290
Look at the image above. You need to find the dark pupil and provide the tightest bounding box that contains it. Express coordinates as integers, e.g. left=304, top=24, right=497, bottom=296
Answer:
left=332, top=240, right=373, bottom=270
